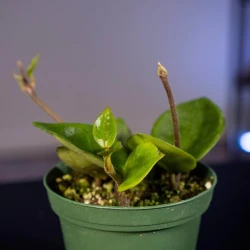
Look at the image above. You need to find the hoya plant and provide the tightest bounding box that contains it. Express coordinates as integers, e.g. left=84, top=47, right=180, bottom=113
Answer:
left=13, top=56, right=225, bottom=206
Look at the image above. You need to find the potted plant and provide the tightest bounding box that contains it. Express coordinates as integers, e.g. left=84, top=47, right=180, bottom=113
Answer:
left=13, top=55, right=225, bottom=250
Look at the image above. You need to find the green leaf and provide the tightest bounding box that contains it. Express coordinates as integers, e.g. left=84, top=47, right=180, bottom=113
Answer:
left=151, top=97, right=226, bottom=160
left=33, top=122, right=104, bottom=167
left=26, top=54, right=40, bottom=77
left=111, top=147, right=128, bottom=175
left=116, top=118, right=132, bottom=147
left=127, top=134, right=196, bottom=173
left=57, top=146, right=106, bottom=178
left=118, top=142, right=164, bottom=192
left=93, top=107, right=117, bottom=148
left=32, top=122, right=127, bottom=173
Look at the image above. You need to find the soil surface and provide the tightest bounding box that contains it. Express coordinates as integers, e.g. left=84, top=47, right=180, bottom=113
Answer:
left=53, top=168, right=213, bottom=207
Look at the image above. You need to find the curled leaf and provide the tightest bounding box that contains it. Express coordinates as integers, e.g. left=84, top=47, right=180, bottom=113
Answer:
left=127, top=133, right=196, bottom=173
left=118, top=142, right=164, bottom=192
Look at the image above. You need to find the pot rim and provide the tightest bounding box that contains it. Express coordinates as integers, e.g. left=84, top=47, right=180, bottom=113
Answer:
left=43, top=162, right=217, bottom=211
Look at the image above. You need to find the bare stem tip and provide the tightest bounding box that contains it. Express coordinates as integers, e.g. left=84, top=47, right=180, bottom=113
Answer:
left=16, top=60, right=23, bottom=69
left=157, top=62, right=168, bottom=77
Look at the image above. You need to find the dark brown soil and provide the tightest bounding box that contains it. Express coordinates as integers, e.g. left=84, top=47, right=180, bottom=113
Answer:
left=53, top=168, right=214, bottom=207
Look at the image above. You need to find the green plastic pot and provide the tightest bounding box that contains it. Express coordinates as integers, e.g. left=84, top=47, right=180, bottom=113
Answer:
left=44, top=162, right=217, bottom=250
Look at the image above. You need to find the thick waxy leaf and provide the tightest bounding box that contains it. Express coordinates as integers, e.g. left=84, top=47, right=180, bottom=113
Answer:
left=57, top=146, right=106, bottom=178
left=116, top=118, right=132, bottom=147
left=111, top=147, right=128, bottom=175
left=33, top=122, right=104, bottom=167
left=26, top=54, right=40, bottom=77
left=118, top=142, right=164, bottom=192
left=93, top=107, right=117, bottom=148
left=151, top=97, right=225, bottom=160
left=33, top=122, right=127, bottom=173
left=127, top=134, right=196, bottom=173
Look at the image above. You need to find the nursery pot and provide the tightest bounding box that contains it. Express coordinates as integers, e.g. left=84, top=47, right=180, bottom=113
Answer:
left=44, top=162, right=217, bottom=250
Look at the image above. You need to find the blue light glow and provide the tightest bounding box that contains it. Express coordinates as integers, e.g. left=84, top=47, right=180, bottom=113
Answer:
left=239, top=132, right=250, bottom=153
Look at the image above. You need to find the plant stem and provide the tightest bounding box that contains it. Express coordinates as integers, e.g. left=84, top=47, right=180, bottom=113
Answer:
left=114, top=183, right=130, bottom=207
left=158, top=62, right=180, bottom=148
left=94, top=177, right=102, bottom=187
left=16, top=60, right=63, bottom=123
left=157, top=62, right=181, bottom=190
left=104, top=154, right=130, bottom=206
left=171, top=174, right=179, bottom=190
left=103, top=154, right=121, bottom=184
left=28, top=91, right=63, bottom=123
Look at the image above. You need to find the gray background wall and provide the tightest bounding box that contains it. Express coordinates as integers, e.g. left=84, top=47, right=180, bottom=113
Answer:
left=1, top=0, right=231, bottom=159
